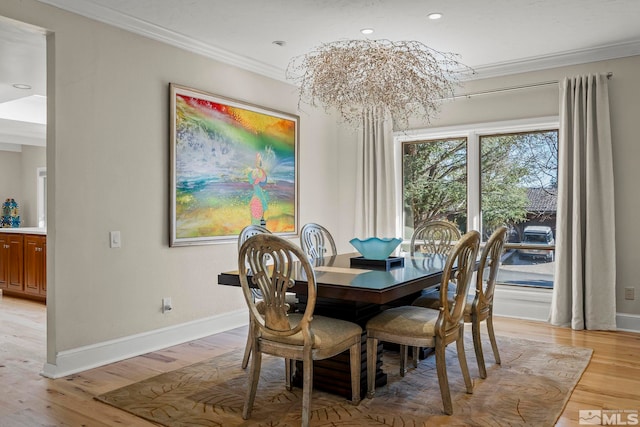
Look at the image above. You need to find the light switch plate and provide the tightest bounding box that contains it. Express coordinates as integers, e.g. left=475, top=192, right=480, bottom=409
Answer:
left=109, top=231, right=121, bottom=248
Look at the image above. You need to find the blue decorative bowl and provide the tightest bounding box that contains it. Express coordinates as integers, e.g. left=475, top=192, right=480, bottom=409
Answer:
left=349, top=237, right=402, bottom=260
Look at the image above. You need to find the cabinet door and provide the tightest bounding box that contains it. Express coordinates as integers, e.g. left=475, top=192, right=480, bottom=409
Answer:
left=24, top=235, right=45, bottom=296
left=8, top=234, right=24, bottom=291
left=0, top=235, right=8, bottom=289
left=0, top=234, right=24, bottom=292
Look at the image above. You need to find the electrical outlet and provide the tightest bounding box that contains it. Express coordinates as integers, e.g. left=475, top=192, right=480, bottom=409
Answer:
left=624, top=287, right=635, bottom=300
left=162, top=297, right=173, bottom=313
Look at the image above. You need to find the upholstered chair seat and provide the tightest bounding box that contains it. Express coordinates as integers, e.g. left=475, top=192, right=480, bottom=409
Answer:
left=365, top=231, right=480, bottom=415
left=239, top=234, right=361, bottom=427
left=412, top=226, right=508, bottom=379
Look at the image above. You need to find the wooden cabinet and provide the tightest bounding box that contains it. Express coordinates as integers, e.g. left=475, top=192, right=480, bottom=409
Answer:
left=0, top=233, right=24, bottom=292
left=0, top=233, right=45, bottom=301
left=24, top=235, right=46, bottom=297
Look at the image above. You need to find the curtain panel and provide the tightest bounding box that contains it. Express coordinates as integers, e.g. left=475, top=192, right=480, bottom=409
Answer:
left=354, top=107, right=397, bottom=238
left=550, top=73, right=616, bottom=330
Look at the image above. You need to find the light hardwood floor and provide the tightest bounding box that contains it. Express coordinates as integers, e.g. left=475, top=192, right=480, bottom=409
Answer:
left=1, top=294, right=638, bottom=426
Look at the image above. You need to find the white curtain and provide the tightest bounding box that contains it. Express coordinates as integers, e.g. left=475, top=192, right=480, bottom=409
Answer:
left=550, top=73, right=616, bottom=330
left=354, top=106, right=397, bottom=237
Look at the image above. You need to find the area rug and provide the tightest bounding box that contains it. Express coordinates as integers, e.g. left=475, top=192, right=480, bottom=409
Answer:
left=95, top=335, right=592, bottom=426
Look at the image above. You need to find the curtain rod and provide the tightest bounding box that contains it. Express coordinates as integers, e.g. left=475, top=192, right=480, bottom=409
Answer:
left=451, top=72, right=613, bottom=99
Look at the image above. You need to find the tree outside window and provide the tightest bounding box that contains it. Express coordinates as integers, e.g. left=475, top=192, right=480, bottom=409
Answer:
left=402, top=129, right=558, bottom=288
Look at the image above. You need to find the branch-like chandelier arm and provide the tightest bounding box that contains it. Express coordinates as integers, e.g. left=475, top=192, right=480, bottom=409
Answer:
left=286, top=39, right=473, bottom=128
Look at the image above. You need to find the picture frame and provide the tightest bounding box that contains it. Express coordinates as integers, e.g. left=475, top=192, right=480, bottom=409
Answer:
left=169, top=83, right=299, bottom=246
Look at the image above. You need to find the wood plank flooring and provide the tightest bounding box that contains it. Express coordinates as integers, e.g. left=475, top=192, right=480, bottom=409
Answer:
left=1, top=294, right=638, bottom=426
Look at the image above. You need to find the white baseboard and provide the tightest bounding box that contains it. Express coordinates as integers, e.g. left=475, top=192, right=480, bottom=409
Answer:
left=41, top=309, right=248, bottom=379
left=616, top=312, right=640, bottom=332
left=493, top=285, right=640, bottom=333
left=40, top=291, right=640, bottom=379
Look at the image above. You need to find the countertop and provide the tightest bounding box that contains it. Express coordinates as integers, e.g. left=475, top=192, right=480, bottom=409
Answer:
left=0, top=227, right=47, bottom=235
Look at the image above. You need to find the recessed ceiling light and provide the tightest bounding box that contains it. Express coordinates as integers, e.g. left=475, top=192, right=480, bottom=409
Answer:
left=428, top=12, right=443, bottom=20
left=272, top=40, right=286, bottom=47
left=13, top=83, right=32, bottom=90
left=360, top=28, right=374, bottom=35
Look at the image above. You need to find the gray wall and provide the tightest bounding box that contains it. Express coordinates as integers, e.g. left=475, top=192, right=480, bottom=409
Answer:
left=1, top=0, right=638, bottom=375
left=0, top=0, right=345, bottom=368
left=0, top=151, right=22, bottom=214
left=0, top=145, right=45, bottom=226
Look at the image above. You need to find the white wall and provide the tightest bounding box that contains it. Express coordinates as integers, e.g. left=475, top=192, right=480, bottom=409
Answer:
left=0, top=150, right=22, bottom=211
left=0, top=145, right=45, bottom=226
left=0, top=0, right=346, bottom=376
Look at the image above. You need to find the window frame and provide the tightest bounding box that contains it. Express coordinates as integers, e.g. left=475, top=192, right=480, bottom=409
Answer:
left=394, top=116, right=559, bottom=238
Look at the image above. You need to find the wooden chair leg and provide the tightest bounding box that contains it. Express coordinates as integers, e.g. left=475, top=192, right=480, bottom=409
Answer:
left=285, top=358, right=292, bottom=391
left=242, top=347, right=261, bottom=420
left=301, top=356, right=313, bottom=427
left=486, top=314, right=501, bottom=365
left=241, top=318, right=253, bottom=369
left=472, top=317, right=487, bottom=379
left=456, top=328, right=474, bottom=394
left=412, top=346, right=419, bottom=367
left=349, top=341, right=361, bottom=405
left=434, top=340, right=453, bottom=415
left=366, top=337, right=378, bottom=398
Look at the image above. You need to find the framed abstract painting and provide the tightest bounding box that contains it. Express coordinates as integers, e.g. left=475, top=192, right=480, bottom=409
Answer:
left=169, top=84, right=299, bottom=246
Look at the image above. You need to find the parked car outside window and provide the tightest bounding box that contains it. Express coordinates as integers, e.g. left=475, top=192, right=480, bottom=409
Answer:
left=519, top=225, right=555, bottom=262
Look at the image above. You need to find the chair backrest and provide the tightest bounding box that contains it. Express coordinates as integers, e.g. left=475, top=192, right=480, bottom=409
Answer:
left=238, top=225, right=271, bottom=251
left=411, top=220, right=462, bottom=256
left=238, top=234, right=317, bottom=343
left=300, top=223, right=337, bottom=260
left=474, top=226, right=508, bottom=316
left=436, top=230, right=480, bottom=339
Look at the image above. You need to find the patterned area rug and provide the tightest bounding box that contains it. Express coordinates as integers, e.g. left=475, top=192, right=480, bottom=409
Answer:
left=95, top=335, right=592, bottom=426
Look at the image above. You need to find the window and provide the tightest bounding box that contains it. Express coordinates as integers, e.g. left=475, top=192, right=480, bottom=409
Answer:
left=402, top=137, right=467, bottom=239
left=398, top=118, right=558, bottom=288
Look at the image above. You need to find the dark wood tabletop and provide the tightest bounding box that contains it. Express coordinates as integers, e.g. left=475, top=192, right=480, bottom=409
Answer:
left=217, top=251, right=448, bottom=305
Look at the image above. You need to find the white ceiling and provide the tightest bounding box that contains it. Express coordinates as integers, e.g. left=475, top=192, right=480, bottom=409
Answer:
left=3, top=0, right=640, bottom=148
left=0, top=15, right=46, bottom=150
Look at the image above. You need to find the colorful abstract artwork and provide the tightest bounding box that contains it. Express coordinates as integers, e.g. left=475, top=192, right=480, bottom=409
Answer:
left=169, top=84, right=298, bottom=246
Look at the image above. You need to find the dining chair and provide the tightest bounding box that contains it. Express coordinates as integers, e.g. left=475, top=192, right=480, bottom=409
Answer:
left=238, top=224, right=271, bottom=249
left=412, top=226, right=508, bottom=379
left=365, top=230, right=480, bottom=415
left=239, top=234, right=362, bottom=427
left=238, top=224, right=272, bottom=369
left=300, top=223, right=337, bottom=261
left=410, top=220, right=462, bottom=256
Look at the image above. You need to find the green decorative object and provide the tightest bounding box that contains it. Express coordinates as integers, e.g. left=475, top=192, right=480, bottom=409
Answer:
left=349, top=237, right=402, bottom=260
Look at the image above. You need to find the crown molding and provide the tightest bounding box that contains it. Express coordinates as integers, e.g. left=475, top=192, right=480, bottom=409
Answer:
left=469, top=39, right=640, bottom=80
left=37, top=0, right=640, bottom=83
left=0, top=142, right=22, bottom=152
left=36, top=0, right=286, bottom=81
left=0, top=118, right=46, bottom=148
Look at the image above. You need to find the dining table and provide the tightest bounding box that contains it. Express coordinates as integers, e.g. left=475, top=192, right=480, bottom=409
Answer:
left=217, top=251, right=449, bottom=399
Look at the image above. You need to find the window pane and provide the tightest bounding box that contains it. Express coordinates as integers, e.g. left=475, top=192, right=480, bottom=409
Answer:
left=402, top=138, right=467, bottom=240
left=480, top=130, right=558, bottom=288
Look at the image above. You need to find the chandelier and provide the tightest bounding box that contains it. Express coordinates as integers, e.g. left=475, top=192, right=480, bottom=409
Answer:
left=286, top=39, right=471, bottom=128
